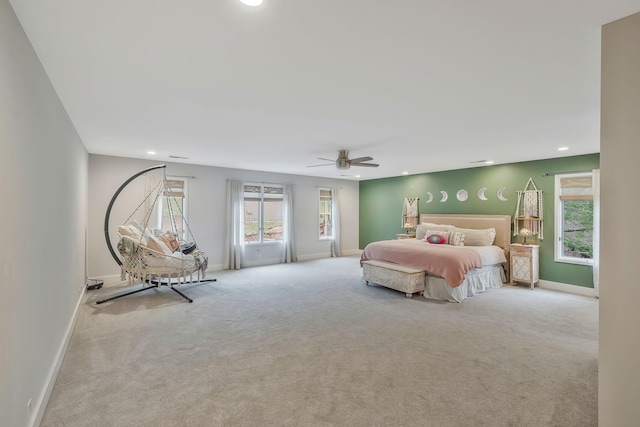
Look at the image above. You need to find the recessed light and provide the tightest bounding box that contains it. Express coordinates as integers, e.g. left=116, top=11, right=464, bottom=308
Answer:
left=558, top=146, right=569, bottom=151
left=356, top=175, right=361, bottom=178
left=402, top=171, right=409, bottom=175
left=485, top=160, right=495, bottom=165
left=240, top=0, right=263, bottom=6
left=147, top=151, right=156, bottom=155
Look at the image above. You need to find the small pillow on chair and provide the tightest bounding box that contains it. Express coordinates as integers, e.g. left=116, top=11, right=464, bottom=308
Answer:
left=142, top=229, right=173, bottom=255
left=117, top=224, right=143, bottom=241
left=159, top=231, right=180, bottom=252
left=180, top=242, right=197, bottom=254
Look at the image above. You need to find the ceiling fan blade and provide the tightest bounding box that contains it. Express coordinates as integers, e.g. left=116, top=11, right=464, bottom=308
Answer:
left=349, top=156, right=373, bottom=163
left=351, top=163, right=379, bottom=167
left=306, top=163, right=335, bottom=168
left=317, top=157, right=335, bottom=162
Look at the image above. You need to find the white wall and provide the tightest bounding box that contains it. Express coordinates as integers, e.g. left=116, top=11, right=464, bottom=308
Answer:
left=88, top=155, right=359, bottom=279
left=0, top=1, right=88, bottom=426
left=600, top=11, right=640, bottom=427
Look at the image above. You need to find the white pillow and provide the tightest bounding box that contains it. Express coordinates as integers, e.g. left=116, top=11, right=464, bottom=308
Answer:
left=424, top=230, right=465, bottom=246
left=448, top=231, right=465, bottom=246
left=117, top=224, right=143, bottom=241
left=488, top=227, right=496, bottom=245
left=416, top=223, right=455, bottom=240
left=455, top=227, right=496, bottom=246
left=142, top=229, right=173, bottom=255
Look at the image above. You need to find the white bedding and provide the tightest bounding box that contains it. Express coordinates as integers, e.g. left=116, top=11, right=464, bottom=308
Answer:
left=465, top=245, right=507, bottom=265
left=423, top=265, right=506, bottom=303
left=386, top=239, right=507, bottom=302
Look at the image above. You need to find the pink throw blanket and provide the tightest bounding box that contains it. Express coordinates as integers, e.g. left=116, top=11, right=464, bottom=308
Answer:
left=360, top=240, right=482, bottom=287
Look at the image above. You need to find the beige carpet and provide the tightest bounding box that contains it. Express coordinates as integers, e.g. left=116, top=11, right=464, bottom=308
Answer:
left=41, top=256, right=598, bottom=426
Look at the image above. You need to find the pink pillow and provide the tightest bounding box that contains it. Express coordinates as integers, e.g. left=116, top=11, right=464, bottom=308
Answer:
left=426, top=234, right=446, bottom=244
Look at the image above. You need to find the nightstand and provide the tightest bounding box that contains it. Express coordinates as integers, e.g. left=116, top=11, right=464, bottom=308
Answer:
left=396, top=233, right=416, bottom=240
left=509, top=244, right=540, bottom=289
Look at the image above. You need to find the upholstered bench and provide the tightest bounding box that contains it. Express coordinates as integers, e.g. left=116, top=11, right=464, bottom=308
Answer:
left=362, top=260, right=425, bottom=298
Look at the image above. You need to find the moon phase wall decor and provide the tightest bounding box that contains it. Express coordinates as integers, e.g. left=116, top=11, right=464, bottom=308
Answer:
left=425, top=192, right=433, bottom=203
left=424, top=187, right=509, bottom=202
left=478, top=187, right=489, bottom=201
left=497, top=187, right=508, bottom=201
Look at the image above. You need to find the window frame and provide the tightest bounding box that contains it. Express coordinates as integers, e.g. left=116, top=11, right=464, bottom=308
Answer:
left=318, top=187, right=333, bottom=241
left=156, top=176, right=189, bottom=241
left=554, top=172, right=594, bottom=266
left=243, top=183, right=284, bottom=245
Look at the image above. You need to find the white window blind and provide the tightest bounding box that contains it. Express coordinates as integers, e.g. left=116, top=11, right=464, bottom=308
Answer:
left=559, top=176, right=593, bottom=201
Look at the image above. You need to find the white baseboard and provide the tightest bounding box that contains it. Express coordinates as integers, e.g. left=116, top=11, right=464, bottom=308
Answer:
left=342, top=249, right=363, bottom=257
left=297, top=252, right=330, bottom=261
left=243, top=257, right=283, bottom=268
left=206, top=263, right=224, bottom=273
left=298, top=249, right=362, bottom=261
left=30, top=285, right=86, bottom=427
left=88, top=273, right=123, bottom=286
left=538, top=279, right=598, bottom=298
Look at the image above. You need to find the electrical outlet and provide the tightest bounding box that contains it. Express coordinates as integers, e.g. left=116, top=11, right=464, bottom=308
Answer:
left=27, top=398, right=32, bottom=413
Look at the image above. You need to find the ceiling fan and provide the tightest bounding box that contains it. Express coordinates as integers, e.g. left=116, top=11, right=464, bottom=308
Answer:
left=307, top=150, right=379, bottom=170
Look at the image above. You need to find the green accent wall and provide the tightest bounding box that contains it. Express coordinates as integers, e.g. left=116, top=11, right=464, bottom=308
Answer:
left=359, top=154, right=599, bottom=288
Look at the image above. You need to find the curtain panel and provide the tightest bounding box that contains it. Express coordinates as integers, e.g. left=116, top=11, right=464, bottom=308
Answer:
left=224, top=180, right=245, bottom=269
left=281, top=184, right=297, bottom=263
left=330, top=187, right=341, bottom=257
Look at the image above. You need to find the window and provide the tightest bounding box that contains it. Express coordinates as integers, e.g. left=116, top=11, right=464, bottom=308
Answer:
left=244, top=184, right=283, bottom=243
left=554, top=172, right=594, bottom=264
left=319, top=188, right=332, bottom=239
left=157, top=178, right=188, bottom=239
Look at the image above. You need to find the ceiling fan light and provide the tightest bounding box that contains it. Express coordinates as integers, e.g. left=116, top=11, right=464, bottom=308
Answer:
left=336, top=159, right=350, bottom=170
left=306, top=149, right=378, bottom=170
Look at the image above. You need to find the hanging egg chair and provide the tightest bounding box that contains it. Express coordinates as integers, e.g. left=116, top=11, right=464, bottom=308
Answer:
left=97, top=164, right=214, bottom=304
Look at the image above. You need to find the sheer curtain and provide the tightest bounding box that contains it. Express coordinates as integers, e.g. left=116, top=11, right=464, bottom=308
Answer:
left=592, top=169, right=600, bottom=297
left=330, top=187, right=341, bottom=257
left=281, top=184, right=297, bottom=263
left=224, top=180, right=244, bottom=270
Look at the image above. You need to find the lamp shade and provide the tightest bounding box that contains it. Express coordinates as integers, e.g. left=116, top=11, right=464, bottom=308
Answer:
left=519, top=228, right=532, bottom=236
left=404, top=216, right=418, bottom=228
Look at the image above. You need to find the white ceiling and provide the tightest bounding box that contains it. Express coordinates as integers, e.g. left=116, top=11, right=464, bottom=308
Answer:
left=9, top=0, right=640, bottom=180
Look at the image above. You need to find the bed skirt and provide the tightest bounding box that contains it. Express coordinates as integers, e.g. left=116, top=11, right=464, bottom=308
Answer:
left=423, top=265, right=506, bottom=303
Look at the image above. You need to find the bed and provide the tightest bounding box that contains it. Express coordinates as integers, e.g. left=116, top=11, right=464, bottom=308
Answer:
left=361, top=214, right=511, bottom=302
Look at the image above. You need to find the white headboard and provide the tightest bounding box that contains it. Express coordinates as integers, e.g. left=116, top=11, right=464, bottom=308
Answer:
left=420, top=214, right=512, bottom=250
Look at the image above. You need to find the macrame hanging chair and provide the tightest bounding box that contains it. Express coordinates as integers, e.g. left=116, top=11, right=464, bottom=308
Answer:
left=97, top=164, right=215, bottom=305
